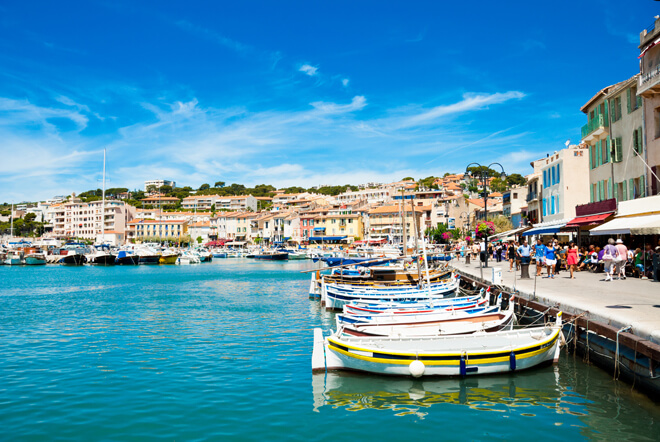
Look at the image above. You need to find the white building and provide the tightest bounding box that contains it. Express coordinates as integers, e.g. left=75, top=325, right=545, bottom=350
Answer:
left=539, top=145, right=590, bottom=223
left=336, top=188, right=392, bottom=205
left=45, top=196, right=136, bottom=241
left=144, top=179, right=175, bottom=191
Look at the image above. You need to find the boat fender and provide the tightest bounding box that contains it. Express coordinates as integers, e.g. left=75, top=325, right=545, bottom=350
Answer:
left=459, top=353, right=467, bottom=377
left=509, top=351, right=516, bottom=371
left=409, top=360, right=425, bottom=378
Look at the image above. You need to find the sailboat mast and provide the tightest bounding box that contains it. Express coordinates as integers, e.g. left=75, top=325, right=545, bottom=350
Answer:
left=409, top=197, right=422, bottom=283
left=400, top=189, right=406, bottom=257
left=10, top=202, right=14, bottom=239
left=101, top=148, right=106, bottom=243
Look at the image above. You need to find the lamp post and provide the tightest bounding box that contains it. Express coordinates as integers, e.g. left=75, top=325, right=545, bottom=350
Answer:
left=465, top=162, right=506, bottom=268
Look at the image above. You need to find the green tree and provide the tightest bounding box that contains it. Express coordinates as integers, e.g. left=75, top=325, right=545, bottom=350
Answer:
left=196, top=236, right=203, bottom=244
left=159, top=185, right=173, bottom=194
left=214, top=181, right=225, bottom=188
left=491, top=215, right=513, bottom=234
left=506, top=173, right=527, bottom=187
left=490, top=177, right=508, bottom=193
left=199, top=183, right=210, bottom=191
left=401, top=176, right=414, bottom=181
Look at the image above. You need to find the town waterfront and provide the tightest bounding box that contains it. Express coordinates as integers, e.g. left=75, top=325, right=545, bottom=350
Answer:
left=1, top=260, right=659, bottom=440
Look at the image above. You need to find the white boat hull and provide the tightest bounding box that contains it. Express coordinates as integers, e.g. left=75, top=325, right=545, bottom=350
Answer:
left=312, top=314, right=562, bottom=377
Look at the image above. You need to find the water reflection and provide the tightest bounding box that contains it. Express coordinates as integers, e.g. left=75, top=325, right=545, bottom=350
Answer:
left=313, top=367, right=578, bottom=418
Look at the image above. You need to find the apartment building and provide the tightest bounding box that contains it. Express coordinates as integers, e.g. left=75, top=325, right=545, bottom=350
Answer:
left=128, top=219, right=188, bottom=241
left=638, top=17, right=660, bottom=195
left=525, top=158, right=545, bottom=224
left=502, top=186, right=529, bottom=228
left=538, top=145, right=590, bottom=222
left=46, top=196, right=136, bottom=240
left=581, top=75, right=647, bottom=203
left=367, top=205, right=424, bottom=245
left=144, top=179, right=175, bottom=191
left=336, top=187, right=392, bottom=205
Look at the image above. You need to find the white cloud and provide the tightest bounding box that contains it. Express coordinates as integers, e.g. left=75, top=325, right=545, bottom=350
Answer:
left=299, top=64, right=318, bottom=76
left=0, top=97, right=89, bottom=131
left=397, top=91, right=525, bottom=128
left=342, top=78, right=349, bottom=87
left=310, top=96, right=366, bottom=114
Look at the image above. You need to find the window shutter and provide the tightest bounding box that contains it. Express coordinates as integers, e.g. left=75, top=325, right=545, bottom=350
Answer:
left=608, top=180, right=613, bottom=200
left=589, top=146, right=593, bottom=169
left=637, top=94, right=642, bottom=109
left=629, top=178, right=634, bottom=199
left=557, top=164, right=561, bottom=183
left=640, top=175, right=646, bottom=197
left=627, top=88, right=632, bottom=113
left=597, top=142, right=602, bottom=166
left=638, top=127, right=644, bottom=154
left=605, top=138, right=610, bottom=162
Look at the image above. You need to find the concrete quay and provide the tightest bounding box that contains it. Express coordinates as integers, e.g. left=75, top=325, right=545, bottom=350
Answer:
left=451, top=258, right=660, bottom=344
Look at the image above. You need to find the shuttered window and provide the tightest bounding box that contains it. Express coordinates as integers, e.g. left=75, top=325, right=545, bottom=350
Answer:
left=629, top=178, right=635, bottom=200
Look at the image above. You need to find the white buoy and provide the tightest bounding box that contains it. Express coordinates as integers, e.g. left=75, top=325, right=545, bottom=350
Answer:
left=409, top=360, right=425, bottom=377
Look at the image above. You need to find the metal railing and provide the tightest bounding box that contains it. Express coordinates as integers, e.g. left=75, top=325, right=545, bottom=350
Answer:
left=581, top=114, right=608, bottom=139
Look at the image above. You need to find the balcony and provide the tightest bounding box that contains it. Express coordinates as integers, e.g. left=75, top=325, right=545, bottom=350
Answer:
left=526, top=192, right=539, bottom=202
left=581, top=114, right=608, bottom=144
left=638, top=64, right=660, bottom=97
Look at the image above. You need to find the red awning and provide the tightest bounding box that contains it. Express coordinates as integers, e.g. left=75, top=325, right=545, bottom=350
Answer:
left=565, top=213, right=612, bottom=228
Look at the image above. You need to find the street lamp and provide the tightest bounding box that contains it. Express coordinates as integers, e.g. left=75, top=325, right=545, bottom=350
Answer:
left=465, top=162, right=506, bottom=268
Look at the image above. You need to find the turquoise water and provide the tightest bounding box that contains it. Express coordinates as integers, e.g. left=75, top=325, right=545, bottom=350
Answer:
left=1, top=260, right=659, bottom=441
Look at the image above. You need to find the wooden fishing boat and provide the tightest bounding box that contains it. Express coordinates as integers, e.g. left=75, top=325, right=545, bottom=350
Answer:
left=322, top=277, right=460, bottom=311
left=24, top=252, right=47, bottom=265
left=337, top=301, right=515, bottom=338
left=311, top=312, right=562, bottom=377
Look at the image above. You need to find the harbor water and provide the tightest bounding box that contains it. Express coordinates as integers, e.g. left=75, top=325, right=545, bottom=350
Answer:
left=1, top=260, right=659, bottom=440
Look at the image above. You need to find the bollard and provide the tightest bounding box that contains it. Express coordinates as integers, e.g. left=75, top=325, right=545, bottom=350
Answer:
left=520, top=256, right=531, bottom=279
left=520, top=264, right=530, bottom=279
left=465, top=254, right=471, bottom=264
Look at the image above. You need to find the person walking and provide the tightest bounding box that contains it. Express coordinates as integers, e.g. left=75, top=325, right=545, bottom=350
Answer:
left=602, top=238, right=619, bottom=281
left=566, top=242, right=579, bottom=279
left=545, top=240, right=557, bottom=279
left=533, top=239, right=546, bottom=276
left=507, top=240, right=516, bottom=271
left=615, top=239, right=629, bottom=280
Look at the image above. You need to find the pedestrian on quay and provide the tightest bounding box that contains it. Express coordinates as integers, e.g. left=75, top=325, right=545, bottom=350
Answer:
left=602, top=238, right=619, bottom=281
left=533, top=238, right=546, bottom=276
left=507, top=240, right=516, bottom=272
left=517, top=239, right=531, bottom=270
left=545, top=240, right=557, bottom=279
left=615, top=239, right=629, bottom=280
left=479, top=239, right=486, bottom=264
left=495, top=242, right=502, bottom=262
left=567, top=242, right=579, bottom=279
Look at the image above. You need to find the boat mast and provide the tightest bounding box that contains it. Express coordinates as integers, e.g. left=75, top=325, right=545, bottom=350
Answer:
left=400, top=189, right=406, bottom=257
left=10, top=202, right=14, bottom=239
left=409, top=197, right=422, bottom=284
left=101, top=148, right=106, bottom=244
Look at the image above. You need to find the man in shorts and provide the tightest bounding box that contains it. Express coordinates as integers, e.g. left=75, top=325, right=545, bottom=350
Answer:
left=533, top=239, right=546, bottom=276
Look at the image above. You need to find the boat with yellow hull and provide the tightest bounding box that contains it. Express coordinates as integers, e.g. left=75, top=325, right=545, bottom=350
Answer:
left=312, top=313, right=562, bottom=377
left=159, top=252, right=179, bottom=264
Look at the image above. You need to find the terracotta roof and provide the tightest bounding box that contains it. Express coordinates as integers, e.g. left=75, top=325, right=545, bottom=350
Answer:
left=189, top=222, right=211, bottom=227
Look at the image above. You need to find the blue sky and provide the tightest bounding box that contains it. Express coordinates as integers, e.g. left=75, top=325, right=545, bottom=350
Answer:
left=0, top=0, right=657, bottom=202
